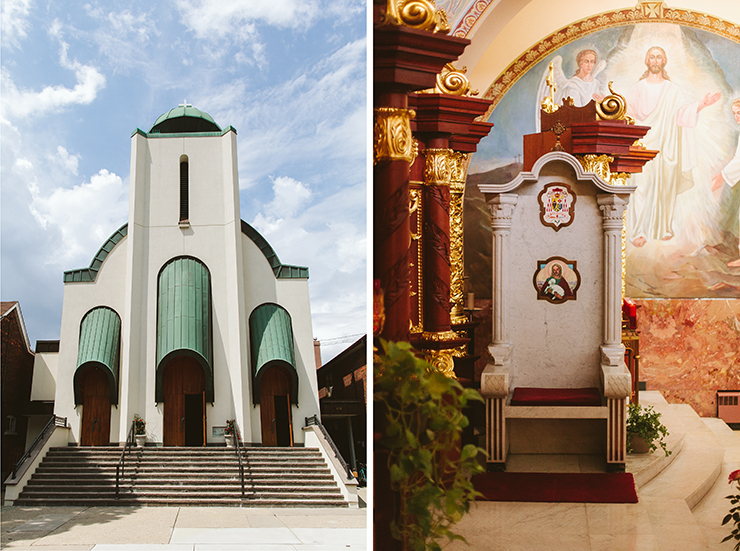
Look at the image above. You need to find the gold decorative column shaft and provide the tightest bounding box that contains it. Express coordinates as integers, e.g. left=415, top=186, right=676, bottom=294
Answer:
left=449, top=151, right=470, bottom=325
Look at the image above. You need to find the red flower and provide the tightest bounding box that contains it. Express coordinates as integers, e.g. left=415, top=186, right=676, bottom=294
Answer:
left=728, top=469, right=740, bottom=484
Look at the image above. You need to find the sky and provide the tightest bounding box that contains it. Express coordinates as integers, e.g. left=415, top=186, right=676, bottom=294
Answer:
left=1, top=0, right=367, bottom=362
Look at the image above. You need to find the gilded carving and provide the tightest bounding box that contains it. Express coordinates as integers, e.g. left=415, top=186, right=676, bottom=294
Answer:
left=541, top=62, right=559, bottom=114
left=374, top=107, right=416, bottom=164
left=424, top=348, right=456, bottom=378
left=609, top=172, right=631, bottom=187
left=378, top=0, right=450, bottom=34
left=448, top=151, right=469, bottom=325
left=423, top=148, right=453, bottom=186
left=449, top=189, right=465, bottom=324
left=577, top=154, right=614, bottom=182
left=420, top=63, right=478, bottom=96
left=596, top=82, right=635, bottom=124
left=410, top=187, right=424, bottom=331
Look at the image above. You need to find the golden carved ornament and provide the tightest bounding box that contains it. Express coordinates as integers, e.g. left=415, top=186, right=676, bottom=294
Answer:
left=379, top=0, right=450, bottom=34
left=622, top=210, right=627, bottom=298
left=374, top=107, right=416, bottom=164
left=541, top=62, right=559, bottom=114
left=578, top=154, right=614, bottom=182
left=449, top=190, right=466, bottom=324
left=609, top=172, right=632, bottom=187
left=423, top=148, right=453, bottom=185
left=421, top=330, right=458, bottom=342
left=419, top=63, right=479, bottom=96
left=410, top=188, right=424, bottom=330
left=596, top=82, right=635, bottom=124
left=424, top=348, right=456, bottom=378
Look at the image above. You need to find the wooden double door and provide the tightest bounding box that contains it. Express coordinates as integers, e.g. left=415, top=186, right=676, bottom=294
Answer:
left=163, top=356, right=206, bottom=446
left=260, top=367, right=293, bottom=447
left=80, top=365, right=111, bottom=446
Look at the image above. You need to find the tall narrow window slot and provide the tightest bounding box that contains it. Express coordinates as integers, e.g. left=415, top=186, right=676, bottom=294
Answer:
left=180, top=157, right=189, bottom=224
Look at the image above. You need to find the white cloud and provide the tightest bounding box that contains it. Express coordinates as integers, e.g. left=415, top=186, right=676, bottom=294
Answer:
left=174, top=0, right=319, bottom=39
left=49, top=146, right=79, bottom=175
left=0, top=26, right=106, bottom=120
left=84, top=6, right=160, bottom=76
left=1, top=0, right=33, bottom=49
left=232, top=37, right=366, bottom=189
left=28, top=169, right=128, bottom=267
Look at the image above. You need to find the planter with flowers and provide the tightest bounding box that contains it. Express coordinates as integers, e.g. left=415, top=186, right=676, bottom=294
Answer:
left=225, top=419, right=236, bottom=448
left=133, top=414, right=146, bottom=447
left=626, top=403, right=670, bottom=456
left=723, top=469, right=740, bottom=549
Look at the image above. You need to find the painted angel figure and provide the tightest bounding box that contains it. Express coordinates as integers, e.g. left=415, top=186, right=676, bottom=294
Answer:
left=536, top=50, right=606, bottom=132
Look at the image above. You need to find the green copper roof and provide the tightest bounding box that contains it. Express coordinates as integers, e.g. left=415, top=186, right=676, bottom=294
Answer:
left=64, top=221, right=307, bottom=284
left=64, top=224, right=127, bottom=283
left=149, top=105, right=221, bottom=134
left=240, top=221, right=309, bottom=279
left=156, top=257, right=213, bottom=402
left=73, top=307, right=121, bottom=405
left=249, top=303, right=298, bottom=405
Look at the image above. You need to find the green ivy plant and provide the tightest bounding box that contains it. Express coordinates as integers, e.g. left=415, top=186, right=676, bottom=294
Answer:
left=374, top=340, right=485, bottom=551
left=626, top=403, right=671, bottom=457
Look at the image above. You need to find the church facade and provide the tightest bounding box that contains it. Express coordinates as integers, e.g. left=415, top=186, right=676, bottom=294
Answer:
left=53, top=105, right=320, bottom=447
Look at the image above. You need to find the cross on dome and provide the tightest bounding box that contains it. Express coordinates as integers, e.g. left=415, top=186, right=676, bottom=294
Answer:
left=179, top=100, right=192, bottom=108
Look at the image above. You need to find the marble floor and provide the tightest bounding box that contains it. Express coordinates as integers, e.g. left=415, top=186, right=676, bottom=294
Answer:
left=443, top=392, right=740, bottom=551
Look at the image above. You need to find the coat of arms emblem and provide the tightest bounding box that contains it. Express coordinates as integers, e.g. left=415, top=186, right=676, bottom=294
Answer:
left=538, top=182, right=576, bottom=231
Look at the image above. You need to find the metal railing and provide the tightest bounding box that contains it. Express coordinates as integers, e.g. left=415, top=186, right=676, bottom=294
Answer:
left=115, top=420, right=136, bottom=498
left=233, top=421, right=246, bottom=499
left=305, top=415, right=354, bottom=480
left=11, top=415, right=67, bottom=479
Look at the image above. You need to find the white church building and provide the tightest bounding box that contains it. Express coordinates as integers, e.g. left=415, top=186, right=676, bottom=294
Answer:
left=50, top=105, right=320, bottom=447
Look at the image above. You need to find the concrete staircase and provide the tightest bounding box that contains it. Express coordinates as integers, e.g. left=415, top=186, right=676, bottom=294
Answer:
left=13, top=446, right=348, bottom=507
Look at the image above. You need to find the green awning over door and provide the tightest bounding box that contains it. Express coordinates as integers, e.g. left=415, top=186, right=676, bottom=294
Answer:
left=249, top=303, right=298, bottom=405
left=73, top=306, right=121, bottom=405
left=156, top=257, right=214, bottom=402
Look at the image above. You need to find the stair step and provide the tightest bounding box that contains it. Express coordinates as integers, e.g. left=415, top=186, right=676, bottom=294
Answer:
left=17, top=446, right=347, bottom=507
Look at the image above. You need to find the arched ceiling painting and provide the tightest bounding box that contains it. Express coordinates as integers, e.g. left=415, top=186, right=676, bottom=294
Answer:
left=461, top=3, right=740, bottom=298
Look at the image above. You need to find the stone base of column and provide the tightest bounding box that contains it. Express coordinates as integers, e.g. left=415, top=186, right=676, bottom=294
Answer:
left=486, top=397, right=507, bottom=466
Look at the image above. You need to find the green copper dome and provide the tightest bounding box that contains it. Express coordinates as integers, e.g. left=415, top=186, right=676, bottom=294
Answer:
left=149, top=104, right=221, bottom=134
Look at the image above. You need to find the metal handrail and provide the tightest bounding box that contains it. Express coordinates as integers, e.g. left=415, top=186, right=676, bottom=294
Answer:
left=115, top=420, right=136, bottom=498
left=11, top=414, right=67, bottom=479
left=232, top=421, right=246, bottom=499
left=305, top=415, right=354, bottom=480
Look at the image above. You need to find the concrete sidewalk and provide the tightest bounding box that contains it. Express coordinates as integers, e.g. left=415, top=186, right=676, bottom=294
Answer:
left=1, top=506, right=367, bottom=550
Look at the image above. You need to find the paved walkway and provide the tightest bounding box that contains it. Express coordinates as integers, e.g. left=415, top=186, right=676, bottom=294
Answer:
left=1, top=506, right=367, bottom=550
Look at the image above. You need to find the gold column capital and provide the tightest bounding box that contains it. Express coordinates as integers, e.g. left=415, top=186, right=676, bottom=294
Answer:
left=423, top=148, right=454, bottom=186
left=374, top=107, right=416, bottom=164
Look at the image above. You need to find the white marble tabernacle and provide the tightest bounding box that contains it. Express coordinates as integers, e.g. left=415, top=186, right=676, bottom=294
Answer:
left=478, top=151, right=635, bottom=468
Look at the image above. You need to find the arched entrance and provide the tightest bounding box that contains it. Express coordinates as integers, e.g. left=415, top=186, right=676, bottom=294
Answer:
left=79, top=365, right=111, bottom=446
left=163, top=356, right=206, bottom=446
left=260, top=366, right=293, bottom=447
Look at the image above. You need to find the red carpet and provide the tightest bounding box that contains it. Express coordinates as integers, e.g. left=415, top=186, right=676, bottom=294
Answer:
left=472, top=472, right=638, bottom=503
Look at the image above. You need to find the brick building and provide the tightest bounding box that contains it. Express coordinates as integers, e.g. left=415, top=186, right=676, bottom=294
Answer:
left=1, top=302, right=34, bottom=482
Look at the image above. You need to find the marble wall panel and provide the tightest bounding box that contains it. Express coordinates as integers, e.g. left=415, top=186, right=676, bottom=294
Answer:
left=635, top=299, right=740, bottom=418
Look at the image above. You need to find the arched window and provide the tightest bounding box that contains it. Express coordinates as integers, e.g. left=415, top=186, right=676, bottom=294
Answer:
left=179, top=156, right=189, bottom=224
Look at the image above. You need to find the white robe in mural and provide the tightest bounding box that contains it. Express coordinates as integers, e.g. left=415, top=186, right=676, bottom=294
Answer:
left=626, top=79, right=700, bottom=242
left=559, top=76, right=602, bottom=108
left=720, top=133, right=740, bottom=256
